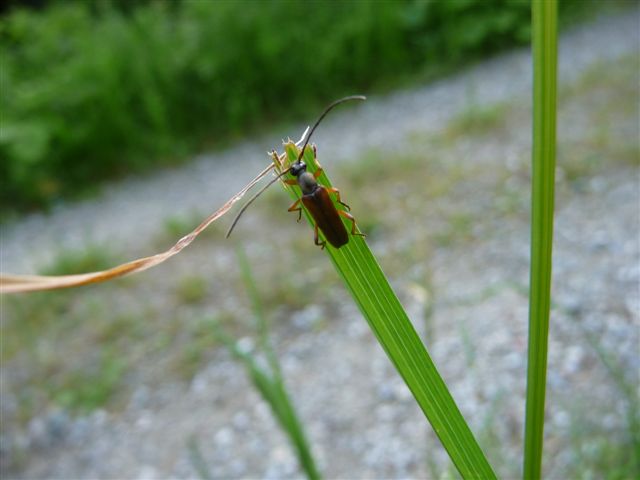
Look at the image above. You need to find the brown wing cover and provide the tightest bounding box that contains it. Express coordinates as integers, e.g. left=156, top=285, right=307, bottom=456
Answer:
left=302, top=186, right=349, bottom=248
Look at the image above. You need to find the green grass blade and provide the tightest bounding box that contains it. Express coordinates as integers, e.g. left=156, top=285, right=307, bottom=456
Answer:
left=236, top=246, right=281, bottom=376
left=215, top=328, right=321, bottom=480
left=281, top=143, right=496, bottom=479
left=212, top=247, right=321, bottom=480
left=524, top=1, right=558, bottom=479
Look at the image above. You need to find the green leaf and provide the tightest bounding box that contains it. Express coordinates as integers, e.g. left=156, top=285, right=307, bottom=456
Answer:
left=280, top=142, right=496, bottom=479
left=524, top=1, right=558, bottom=479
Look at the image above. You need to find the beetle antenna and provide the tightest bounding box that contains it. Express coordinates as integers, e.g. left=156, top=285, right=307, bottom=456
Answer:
left=227, top=95, right=365, bottom=239
left=226, top=169, right=292, bottom=238
left=296, top=95, right=366, bottom=164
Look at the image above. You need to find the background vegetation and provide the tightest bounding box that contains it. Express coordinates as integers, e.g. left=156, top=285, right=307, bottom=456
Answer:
left=3, top=48, right=637, bottom=477
left=1, top=0, right=594, bottom=212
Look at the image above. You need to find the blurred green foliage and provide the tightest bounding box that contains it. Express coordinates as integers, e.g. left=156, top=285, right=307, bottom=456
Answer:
left=1, top=0, right=595, bottom=212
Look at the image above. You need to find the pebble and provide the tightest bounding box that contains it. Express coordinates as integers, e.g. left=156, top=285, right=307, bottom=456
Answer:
left=291, top=304, right=322, bottom=330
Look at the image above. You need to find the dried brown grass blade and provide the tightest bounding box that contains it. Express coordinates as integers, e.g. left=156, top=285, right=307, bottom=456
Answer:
left=1, top=164, right=275, bottom=294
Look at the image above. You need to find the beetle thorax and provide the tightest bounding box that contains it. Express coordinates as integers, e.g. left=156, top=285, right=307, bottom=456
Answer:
left=297, top=171, right=318, bottom=195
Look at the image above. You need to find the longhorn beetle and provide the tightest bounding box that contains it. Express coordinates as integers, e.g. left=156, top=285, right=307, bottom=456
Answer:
left=226, top=96, right=366, bottom=249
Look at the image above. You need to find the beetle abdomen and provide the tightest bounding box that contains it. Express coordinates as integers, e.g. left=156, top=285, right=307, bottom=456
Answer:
left=302, top=186, right=349, bottom=248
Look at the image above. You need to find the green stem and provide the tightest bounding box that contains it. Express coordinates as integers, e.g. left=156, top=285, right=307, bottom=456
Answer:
left=523, top=1, right=558, bottom=478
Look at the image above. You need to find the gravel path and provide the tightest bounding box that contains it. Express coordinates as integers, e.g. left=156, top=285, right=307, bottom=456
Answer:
left=1, top=9, right=638, bottom=274
left=2, top=8, right=639, bottom=480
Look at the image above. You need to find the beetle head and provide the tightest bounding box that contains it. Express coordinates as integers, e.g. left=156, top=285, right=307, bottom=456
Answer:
left=289, top=161, right=307, bottom=178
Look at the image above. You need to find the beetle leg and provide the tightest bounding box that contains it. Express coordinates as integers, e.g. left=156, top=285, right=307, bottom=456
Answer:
left=311, top=145, right=324, bottom=169
left=287, top=198, right=303, bottom=222
left=311, top=145, right=320, bottom=167
left=283, top=178, right=298, bottom=186
left=313, top=223, right=326, bottom=249
left=313, top=168, right=324, bottom=180
left=338, top=210, right=366, bottom=237
left=326, top=187, right=351, bottom=211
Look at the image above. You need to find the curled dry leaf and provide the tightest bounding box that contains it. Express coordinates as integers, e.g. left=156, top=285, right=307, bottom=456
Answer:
left=0, top=164, right=274, bottom=293
left=0, top=138, right=298, bottom=294
left=0, top=128, right=309, bottom=293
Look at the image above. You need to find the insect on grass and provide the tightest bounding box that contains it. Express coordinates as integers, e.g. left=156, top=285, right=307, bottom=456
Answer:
left=226, top=96, right=366, bottom=249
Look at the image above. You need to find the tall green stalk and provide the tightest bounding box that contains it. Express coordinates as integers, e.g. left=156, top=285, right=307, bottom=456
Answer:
left=523, top=1, right=558, bottom=478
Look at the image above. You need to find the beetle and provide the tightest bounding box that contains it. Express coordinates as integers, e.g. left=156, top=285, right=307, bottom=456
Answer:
left=226, top=95, right=366, bottom=249
left=282, top=145, right=363, bottom=249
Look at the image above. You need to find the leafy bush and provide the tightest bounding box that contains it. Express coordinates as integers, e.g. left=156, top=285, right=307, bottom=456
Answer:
left=0, top=0, right=593, bottom=211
